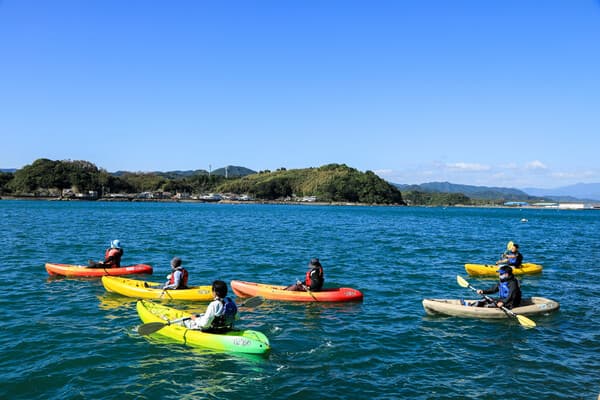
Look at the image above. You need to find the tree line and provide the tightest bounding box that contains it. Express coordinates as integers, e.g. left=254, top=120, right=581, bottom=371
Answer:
left=0, top=159, right=409, bottom=205
left=0, top=159, right=226, bottom=197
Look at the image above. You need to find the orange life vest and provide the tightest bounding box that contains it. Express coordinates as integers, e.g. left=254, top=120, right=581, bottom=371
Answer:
left=104, top=248, right=123, bottom=268
left=168, top=267, right=189, bottom=289
left=305, top=266, right=324, bottom=289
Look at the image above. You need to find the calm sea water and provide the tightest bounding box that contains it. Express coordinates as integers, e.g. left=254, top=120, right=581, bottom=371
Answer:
left=0, top=200, right=599, bottom=399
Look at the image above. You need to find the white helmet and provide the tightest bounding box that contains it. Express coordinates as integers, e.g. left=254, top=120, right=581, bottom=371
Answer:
left=111, top=239, right=121, bottom=249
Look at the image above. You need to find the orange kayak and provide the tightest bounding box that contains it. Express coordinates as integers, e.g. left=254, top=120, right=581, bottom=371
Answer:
left=230, top=280, right=363, bottom=302
left=45, top=263, right=153, bottom=277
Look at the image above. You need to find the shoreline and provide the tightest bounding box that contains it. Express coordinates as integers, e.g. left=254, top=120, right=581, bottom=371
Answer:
left=1, top=195, right=598, bottom=209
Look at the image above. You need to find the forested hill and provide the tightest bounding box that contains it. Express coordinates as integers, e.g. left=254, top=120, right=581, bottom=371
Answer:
left=0, top=159, right=403, bottom=205
left=217, top=164, right=405, bottom=204
left=395, top=181, right=537, bottom=201
left=211, top=166, right=256, bottom=177
left=111, top=166, right=256, bottom=179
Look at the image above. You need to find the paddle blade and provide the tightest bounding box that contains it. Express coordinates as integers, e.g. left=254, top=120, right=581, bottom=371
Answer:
left=137, top=322, right=167, bottom=336
left=456, top=275, right=469, bottom=288
left=516, top=314, right=537, bottom=328
left=240, top=296, right=264, bottom=308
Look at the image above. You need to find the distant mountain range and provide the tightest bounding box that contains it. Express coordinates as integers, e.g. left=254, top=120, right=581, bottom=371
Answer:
left=394, top=182, right=538, bottom=201
left=395, top=181, right=600, bottom=202
left=522, top=183, right=600, bottom=202
left=0, top=168, right=16, bottom=173
left=111, top=165, right=256, bottom=178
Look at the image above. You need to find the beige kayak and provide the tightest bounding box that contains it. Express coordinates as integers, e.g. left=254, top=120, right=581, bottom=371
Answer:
left=422, top=297, right=559, bottom=319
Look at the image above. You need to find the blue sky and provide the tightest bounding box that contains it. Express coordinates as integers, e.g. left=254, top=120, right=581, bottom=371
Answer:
left=1, top=1, right=599, bottom=189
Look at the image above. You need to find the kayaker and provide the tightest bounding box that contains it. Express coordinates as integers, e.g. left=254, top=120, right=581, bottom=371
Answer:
left=162, top=257, right=189, bottom=290
left=496, top=241, right=523, bottom=268
left=470, top=265, right=522, bottom=309
left=184, top=280, right=238, bottom=332
left=285, top=258, right=324, bottom=291
left=88, top=239, right=123, bottom=268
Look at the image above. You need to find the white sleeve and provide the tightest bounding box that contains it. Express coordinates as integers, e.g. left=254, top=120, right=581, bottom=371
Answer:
left=194, top=300, right=222, bottom=329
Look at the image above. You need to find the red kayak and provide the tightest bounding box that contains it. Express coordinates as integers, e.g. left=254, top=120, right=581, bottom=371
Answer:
left=230, top=280, right=364, bottom=302
left=45, top=263, right=153, bottom=277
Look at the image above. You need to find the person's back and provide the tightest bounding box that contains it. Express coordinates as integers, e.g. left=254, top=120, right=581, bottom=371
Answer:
left=104, top=240, right=123, bottom=268
left=89, top=239, right=122, bottom=268
left=163, top=257, right=189, bottom=290
left=205, top=297, right=238, bottom=333
left=285, top=258, right=324, bottom=291
left=184, top=280, right=238, bottom=332
left=306, top=258, right=324, bottom=291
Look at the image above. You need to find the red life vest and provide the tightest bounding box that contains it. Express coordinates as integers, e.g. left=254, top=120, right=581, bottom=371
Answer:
left=168, top=267, right=189, bottom=289
left=104, top=248, right=123, bottom=268
left=305, top=266, right=324, bottom=288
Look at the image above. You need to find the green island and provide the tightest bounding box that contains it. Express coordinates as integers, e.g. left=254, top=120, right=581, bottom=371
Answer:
left=0, top=158, right=550, bottom=206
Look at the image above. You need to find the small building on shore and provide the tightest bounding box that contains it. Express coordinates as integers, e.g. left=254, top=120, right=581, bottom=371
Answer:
left=503, top=201, right=529, bottom=207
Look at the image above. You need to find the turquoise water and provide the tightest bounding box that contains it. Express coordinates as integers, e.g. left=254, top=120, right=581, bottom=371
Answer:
left=1, top=200, right=599, bottom=399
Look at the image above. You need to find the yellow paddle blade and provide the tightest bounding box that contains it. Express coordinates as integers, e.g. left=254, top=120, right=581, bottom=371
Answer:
left=507, top=240, right=514, bottom=250
left=456, top=275, right=469, bottom=288
left=516, top=314, right=537, bottom=328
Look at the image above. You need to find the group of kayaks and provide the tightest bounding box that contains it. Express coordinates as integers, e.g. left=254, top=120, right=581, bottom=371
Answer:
left=45, top=262, right=364, bottom=355
left=46, top=255, right=558, bottom=356
left=422, top=261, right=560, bottom=327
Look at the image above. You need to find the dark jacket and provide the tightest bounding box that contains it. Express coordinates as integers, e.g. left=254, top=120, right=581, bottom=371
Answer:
left=304, top=266, right=324, bottom=291
left=482, top=275, right=522, bottom=309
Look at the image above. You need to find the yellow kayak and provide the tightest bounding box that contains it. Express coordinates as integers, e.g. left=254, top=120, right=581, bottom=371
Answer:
left=102, top=276, right=213, bottom=301
left=136, top=300, right=270, bottom=354
left=465, top=263, right=543, bottom=276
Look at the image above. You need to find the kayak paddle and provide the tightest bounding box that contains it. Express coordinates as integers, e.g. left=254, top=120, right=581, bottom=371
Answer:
left=137, top=295, right=264, bottom=336
left=456, top=275, right=536, bottom=328
left=302, top=283, right=318, bottom=302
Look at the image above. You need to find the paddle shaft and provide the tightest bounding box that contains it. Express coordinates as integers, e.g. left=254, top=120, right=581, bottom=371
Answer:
left=302, top=283, right=318, bottom=301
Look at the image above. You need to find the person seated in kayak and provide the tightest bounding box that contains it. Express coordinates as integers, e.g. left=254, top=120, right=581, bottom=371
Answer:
left=184, top=280, right=238, bottom=332
left=88, top=239, right=123, bottom=268
left=471, top=265, right=522, bottom=309
left=496, top=241, right=523, bottom=268
left=162, top=257, right=189, bottom=290
left=285, top=258, right=324, bottom=291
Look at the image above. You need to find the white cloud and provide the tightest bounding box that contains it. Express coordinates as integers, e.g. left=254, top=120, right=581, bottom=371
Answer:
left=373, top=169, right=393, bottom=176
left=445, top=162, right=491, bottom=172
left=525, top=160, right=548, bottom=170
left=551, top=170, right=596, bottom=180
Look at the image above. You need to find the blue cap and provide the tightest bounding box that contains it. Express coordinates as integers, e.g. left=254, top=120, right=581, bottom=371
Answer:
left=111, top=239, right=121, bottom=249
left=497, top=265, right=512, bottom=274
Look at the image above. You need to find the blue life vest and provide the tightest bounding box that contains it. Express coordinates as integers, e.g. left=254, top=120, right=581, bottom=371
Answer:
left=209, top=297, right=237, bottom=332
left=499, top=281, right=509, bottom=298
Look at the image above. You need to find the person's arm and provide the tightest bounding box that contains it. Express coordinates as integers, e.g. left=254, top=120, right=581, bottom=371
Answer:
left=162, top=270, right=181, bottom=290
left=190, top=301, right=220, bottom=329
left=481, top=283, right=499, bottom=295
